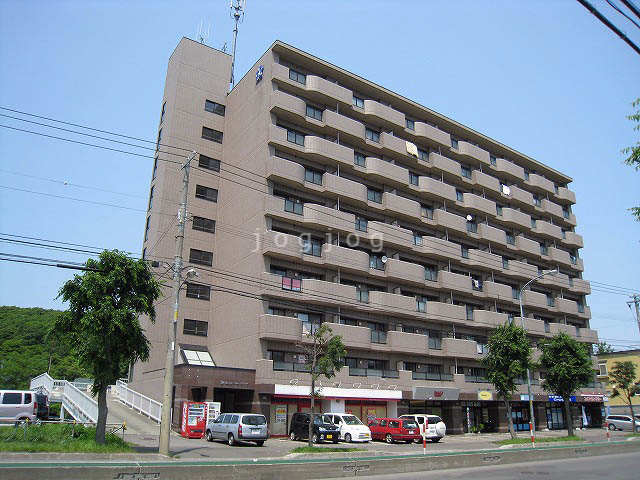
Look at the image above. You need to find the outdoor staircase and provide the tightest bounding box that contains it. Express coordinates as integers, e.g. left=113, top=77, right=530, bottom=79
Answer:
left=30, top=373, right=97, bottom=423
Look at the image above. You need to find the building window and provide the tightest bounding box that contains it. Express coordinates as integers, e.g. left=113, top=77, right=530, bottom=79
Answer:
left=160, top=102, right=166, bottom=124
left=409, top=172, right=419, bottom=186
left=189, top=248, right=213, bottom=266
left=287, top=128, right=305, bottom=146
left=202, top=126, right=223, bottom=143
left=502, top=257, right=509, bottom=270
left=199, top=154, right=220, bottom=172
left=467, top=221, right=477, bottom=233
left=182, top=349, right=215, bottom=366
left=540, top=243, right=548, bottom=255
left=466, top=305, right=474, bottom=321
left=418, top=148, right=429, bottom=161
left=367, top=188, right=382, bottom=203
left=406, top=118, right=415, bottom=130
left=524, top=171, right=530, bottom=181
left=144, top=216, right=150, bottom=241
left=416, top=296, right=427, bottom=312
left=506, top=232, right=515, bottom=245
left=533, top=195, right=541, bottom=207
left=357, top=288, right=369, bottom=303
left=461, top=245, right=469, bottom=258
left=563, top=206, right=570, bottom=219
left=148, top=185, right=154, bottom=210
left=355, top=217, right=368, bottom=232
left=353, top=95, right=364, bottom=108
left=152, top=157, right=158, bottom=179
left=451, top=138, right=459, bottom=149
left=284, top=198, right=303, bottom=215
left=425, top=266, right=437, bottom=281
left=306, top=104, right=323, bottom=121
left=204, top=99, right=225, bottom=116
left=531, top=218, right=537, bottom=228
left=512, top=287, right=520, bottom=300
left=370, top=254, right=385, bottom=270
left=289, top=68, right=306, bottom=84
left=598, top=362, right=607, bottom=376
left=186, top=283, right=210, bottom=300
left=268, top=307, right=286, bottom=316
left=302, top=238, right=322, bottom=257
left=577, top=302, right=585, bottom=313
left=428, top=331, right=442, bottom=349
left=142, top=248, right=146, bottom=259
left=354, top=152, right=366, bottom=166
left=413, top=233, right=423, bottom=246
left=570, top=254, right=577, bottom=265
left=490, top=155, right=497, bottom=166
left=195, top=185, right=218, bottom=202
left=421, top=205, right=433, bottom=219
left=192, top=216, right=215, bottom=234
left=281, top=277, right=302, bottom=291
left=365, top=128, right=380, bottom=143
left=546, top=295, right=555, bottom=307
left=304, top=168, right=322, bottom=185
left=456, top=189, right=464, bottom=201
left=496, top=204, right=503, bottom=216
left=461, top=165, right=471, bottom=179
left=183, top=319, right=208, bottom=337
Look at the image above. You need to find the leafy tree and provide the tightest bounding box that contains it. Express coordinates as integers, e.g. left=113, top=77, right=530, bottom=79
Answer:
left=297, top=323, right=346, bottom=447
left=595, top=341, right=614, bottom=355
left=622, top=97, right=640, bottom=221
left=482, top=323, right=532, bottom=439
left=539, top=333, right=593, bottom=436
left=54, top=250, right=161, bottom=444
left=609, top=361, right=639, bottom=433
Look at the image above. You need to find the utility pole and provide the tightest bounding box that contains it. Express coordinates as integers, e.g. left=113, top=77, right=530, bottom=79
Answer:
left=158, top=151, right=196, bottom=456
left=628, top=294, right=640, bottom=336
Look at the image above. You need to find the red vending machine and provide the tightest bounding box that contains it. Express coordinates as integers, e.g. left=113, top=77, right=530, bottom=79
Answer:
left=180, top=401, right=206, bottom=438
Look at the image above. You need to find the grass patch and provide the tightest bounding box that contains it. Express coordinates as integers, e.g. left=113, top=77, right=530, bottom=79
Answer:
left=290, top=446, right=366, bottom=454
left=494, top=435, right=583, bottom=446
left=626, top=433, right=640, bottom=437
left=0, top=423, right=133, bottom=453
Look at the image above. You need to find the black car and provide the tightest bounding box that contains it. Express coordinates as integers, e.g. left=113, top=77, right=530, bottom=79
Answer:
left=34, top=393, right=49, bottom=420
left=289, top=413, right=340, bottom=443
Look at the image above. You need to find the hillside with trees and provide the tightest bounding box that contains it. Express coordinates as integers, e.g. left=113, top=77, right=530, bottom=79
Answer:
left=0, top=306, right=90, bottom=389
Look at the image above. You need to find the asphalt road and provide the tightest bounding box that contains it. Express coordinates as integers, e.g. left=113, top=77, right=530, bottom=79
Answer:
left=343, top=451, right=640, bottom=480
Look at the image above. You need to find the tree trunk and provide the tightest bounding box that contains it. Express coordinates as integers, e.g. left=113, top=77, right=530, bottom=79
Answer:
left=308, top=376, right=315, bottom=447
left=95, top=385, right=108, bottom=444
left=505, top=399, right=516, bottom=439
left=563, top=395, right=574, bottom=437
left=628, top=395, right=637, bottom=433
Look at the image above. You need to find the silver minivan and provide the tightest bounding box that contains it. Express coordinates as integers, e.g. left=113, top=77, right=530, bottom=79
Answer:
left=205, top=413, right=268, bottom=446
left=606, top=414, right=640, bottom=432
left=0, top=390, right=38, bottom=423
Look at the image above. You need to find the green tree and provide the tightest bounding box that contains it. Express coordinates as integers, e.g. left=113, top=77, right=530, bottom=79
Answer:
left=609, top=361, right=639, bottom=433
left=595, top=341, right=614, bottom=355
left=539, top=333, right=593, bottom=436
left=482, top=323, right=532, bottom=439
left=297, top=323, right=346, bottom=447
left=622, top=97, right=640, bottom=221
left=54, top=250, right=161, bottom=444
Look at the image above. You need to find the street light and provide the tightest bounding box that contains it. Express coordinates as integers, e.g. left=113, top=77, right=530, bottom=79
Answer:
left=518, top=268, right=557, bottom=446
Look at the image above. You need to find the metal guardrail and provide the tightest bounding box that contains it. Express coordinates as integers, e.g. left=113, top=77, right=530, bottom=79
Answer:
left=112, top=379, right=162, bottom=423
left=30, top=373, right=98, bottom=423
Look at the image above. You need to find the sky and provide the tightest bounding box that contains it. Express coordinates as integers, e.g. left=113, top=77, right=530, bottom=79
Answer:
left=0, top=0, right=638, bottom=351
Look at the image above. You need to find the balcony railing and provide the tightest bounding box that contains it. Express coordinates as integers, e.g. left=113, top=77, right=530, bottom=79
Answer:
left=412, top=372, right=454, bottom=381
left=274, top=362, right=310, bottom=372
left=465, top=375, right=488, bottom=383
left=371, top=330, right=387, bottom=344
left=349, top=367, right=398, bottom=378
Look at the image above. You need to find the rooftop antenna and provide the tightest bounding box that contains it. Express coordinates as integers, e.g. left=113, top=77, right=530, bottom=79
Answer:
left=229, top=0, right=246, bottom=87
left=197, top=20, right=210, bottom=45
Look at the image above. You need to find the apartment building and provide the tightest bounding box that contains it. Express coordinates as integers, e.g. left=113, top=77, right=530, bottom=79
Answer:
left=598, top=349, right=640, bottom=416
left=129, top=37, right=604, bottom=434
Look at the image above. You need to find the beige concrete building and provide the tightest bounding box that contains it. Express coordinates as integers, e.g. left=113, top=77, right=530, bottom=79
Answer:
left=129, top=38, right=604, bottom=434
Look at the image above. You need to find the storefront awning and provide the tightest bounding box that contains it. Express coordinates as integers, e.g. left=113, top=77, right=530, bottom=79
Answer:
left=274, top=384, right=403, bottom=401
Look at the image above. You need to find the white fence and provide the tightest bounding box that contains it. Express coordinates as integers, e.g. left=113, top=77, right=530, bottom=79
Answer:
left=112, top=379, right=162, bottom=423
left=30, top=373, right=97, bottom=423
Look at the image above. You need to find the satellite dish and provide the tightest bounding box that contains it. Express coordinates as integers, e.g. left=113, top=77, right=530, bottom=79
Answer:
left=501, top=184, right=511, bottom=195
left=466, top=215, right=473, bottom=222
left=381, top=255, right=388, bottom=263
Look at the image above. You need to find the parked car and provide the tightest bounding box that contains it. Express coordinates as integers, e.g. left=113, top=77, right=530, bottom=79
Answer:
left=34, top=393, right=49, bottom=420
left=399, top=414, right=447, bottom=442
left=289, top=412, right=340, bottom=443
left=325, top=413, right=371, bottom=443
left=606, top=414, right=640, bottom=432
left=0, top=390, right=38, bottom=423
left=368, top=417, right=421, bottom=443
left=205, top=413, right=269, bottom=446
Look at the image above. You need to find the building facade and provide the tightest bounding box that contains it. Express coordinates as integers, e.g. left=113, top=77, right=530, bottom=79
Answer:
left=129, top=38, right=604, bottom=434
left=598, top=349, right=640, bottom=416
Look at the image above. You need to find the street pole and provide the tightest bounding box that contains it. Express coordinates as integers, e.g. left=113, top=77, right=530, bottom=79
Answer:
left=159, top=151, right=195, bottom=456
left=518, top=269, right=558, bottom=447
left=628, top=294, right=640, bottom=337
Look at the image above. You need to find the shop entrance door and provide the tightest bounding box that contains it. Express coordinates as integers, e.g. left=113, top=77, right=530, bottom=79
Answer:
left=511, top=405, right=530, bottom=431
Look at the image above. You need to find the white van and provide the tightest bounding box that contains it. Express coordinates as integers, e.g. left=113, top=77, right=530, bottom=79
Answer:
left=325, top=412, right=371, bottom=443
left=399, top=414, right=446, bottom=442
left=0, top=390, right=38, bottom=422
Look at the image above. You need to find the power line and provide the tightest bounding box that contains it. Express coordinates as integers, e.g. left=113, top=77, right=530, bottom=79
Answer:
left=605, top=0, right=640, bottom=29
left=576, top=0, right=640, bottom=55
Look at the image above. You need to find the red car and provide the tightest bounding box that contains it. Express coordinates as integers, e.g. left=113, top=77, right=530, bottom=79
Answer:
left=368, top=417, right=421, bottom=443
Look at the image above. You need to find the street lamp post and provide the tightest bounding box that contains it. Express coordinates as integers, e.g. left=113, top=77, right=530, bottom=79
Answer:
left=518, top=268, right=558, bottom=446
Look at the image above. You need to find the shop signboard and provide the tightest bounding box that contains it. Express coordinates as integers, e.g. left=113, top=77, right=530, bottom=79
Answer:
left=413, top=387, right=459, bottom=401
left=548, top=395, right=576, bottom=402
left=477, top=390, right=493, bottom=401
left=275, top=407, right=287, bottom=424
left=366, top=408, right=377, bottom=423
left=520, top=394, right=531, bottom=401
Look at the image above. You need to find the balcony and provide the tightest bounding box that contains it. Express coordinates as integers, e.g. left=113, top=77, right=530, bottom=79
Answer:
left=438, top=270, right=474, bottom=294
left=272, top=63, right=352, bottom=106
left=541, top=198, right=564, bottom=219
left=477, top=223, right=507, bottom=245
left=578, top=328, right=598, bottom=343
left=463, top=193, right=496, bottom=216
left=363, top=99, right=405, bottom=129
left=515, top=235, right=540, bottom=256
left=262, top=230, right=303, bottom=260
left=473, top=310, right=509, bottom=328
left=501, top=259, right=539, bottom=280
left=573, top=258, right=584, bottom=272
left=349, top=367, right=399, bottom=378
left=417, top=176, right=457, bottom=202
left=368, top=291, right=416, bottom=315
left=382, top=192, right=422, bottom=219
left=367, top=221, right=414, bottom=250
left=420, top=236, right=463, bottom=259
left=433, top=209, right=467, bottom=234
left=323, top=173, right=368, bottom=204
left=555, top=297, right=579, bottom=316
left=266, top=155, right=306, bottom=187
left=323, top=110, right=364, bottom=140
left=532, top=220, right=563, bottom=240
left=322, top=244, right=370, bottom=273
left=508, top=185, right=534, bottom=207
left=500, top=208, right=531, bottom=230
left=562, top=231, right=584, bottom=248
left=270, top=89, right=307, bottom=122
left=268, top=125, right=353, bottom=167
left=482, top=281, right=513, bottom=301
left=465, top=374, right=489, bottom=383
left=521, top=290, right=549, bottom=309
left=412, top=371, right=454, bottom=382
left=555, top=186, right=576, bottom=205
left=456, top=141, right=490, bottom=165
left=300, top=279, right=356, bottom=306
left=466, top=249, right=504, bottom=271
left=426, top=301, right=467, bottom=323
left=414, top=122, right=451, bottom=147
left=378, top=132, right=407, bottom=157
left=324, top=322, right=372, bottom=349
left=303, top=203, right=356, bottom=232
left=549, top=322, right=577, bottom=336
left=259, top=314, right=302, bottom=341
left=526, top=173, right=555, bottom=194
left=569, top=278, right=591, bottom=295
left=521, top=317, right=547, bottom=336
left=359, top=157, right=408, bottom=186
left=538, top=271, right=570, bottom=290
left=547, top=247, right=572, bottom=266
left=442, top=338, right=481, bottom=358
left=384, top=258, right=425, bottom=285
left=472, top=170, right=500, bottom=193
left=430, top=152, right=462, bottom=178
left=493, top=158, right=525, bottom=181
left=387, top=330, right=429, bottom=355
